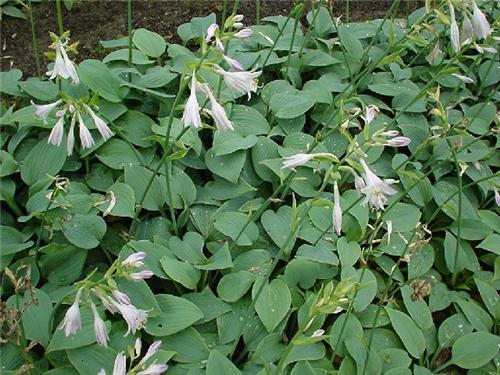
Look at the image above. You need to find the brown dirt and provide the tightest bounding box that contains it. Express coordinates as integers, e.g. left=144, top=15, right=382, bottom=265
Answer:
left=1, top=0, right=424, bottom=77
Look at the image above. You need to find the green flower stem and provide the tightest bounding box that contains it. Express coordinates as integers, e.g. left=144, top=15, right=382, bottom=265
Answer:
left=345, top=0, right=350, bottom=23
left=284, top=5, right=302, bottom=79
left=55, top=0, right=64, bottom=34
left=127, top=0, right=133, bottom=82
left=164, top=160, right=179, bottom=236
left=28, top=0, right=41, bottom=78
left=255, top=0, right=260, bottom=24
left=448, top=140, right=462, bottom=287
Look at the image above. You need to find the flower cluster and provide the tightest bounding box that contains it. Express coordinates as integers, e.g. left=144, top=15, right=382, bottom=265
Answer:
left=97, top=339, right=168, bottom=375
left=31, top=99, right=113, bottom=155
left=46, top=31, right=80, bottom=85
left=59, top=252, right=153, bottom=346
left=180, top=15, right=261, bottom=131
left=448, top=0, right=494, bottom=54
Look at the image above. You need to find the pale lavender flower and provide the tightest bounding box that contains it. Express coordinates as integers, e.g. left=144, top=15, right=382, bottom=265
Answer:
left=47, top=41, right=79, bottom=85
left=234, top=28, right=253, bottom=38
left=122, top=252, right=146, bottom=268
left=204, top=86, right=234, bottom=131
left=111, top=300, right=148, bottom=335
left=112, top=352, right=127, bottom=375
left=462, top=14, right=474, bottom=42
left=215, top=36, right=224, bottom=52
left=32, top=99, right=62, bottom=122
left=130, top=270, right=154, bottom=281
left=333, top=181, right=342, bottom=236
left=364, top=104, right=380, bottom=125
left=77, top=112, right=95, bottom=150
left=386, top=136, right=411, bottom=147
left=380, top=130, right=399, bottom=138
left=358, top=159, right=398, bottom=210
left=135, top=338, right=142, bottom=357
left=84, top=104, right=114, bottom=141
left=138, top=341, right=162, bottom=366
left=222, top=54, right=244, bottom=70
left=66, top=114, right=76, bottom=156
left=206, top=23, right=219, bottom=42
left=213, top=64, right=261, bottom=99
left=312, top=329, right=325, bottom=337
left=60, top=288, right=83, bottom=336
left=451, top=73, right=475, bottom=84
left=494, top=187, right=500, bottom=206
left=180, top=74, right=202, bottom=128
left=471, top=1, right=492, bottom=39
left=137, top=364, right=168, bottom=375
left=112, top=290, right=131, bottom=305
left=90, top=301, right=109, bottom=347
left=48, top=114, right=66, bottom=146
left=449, top=4, right=460, bottom=53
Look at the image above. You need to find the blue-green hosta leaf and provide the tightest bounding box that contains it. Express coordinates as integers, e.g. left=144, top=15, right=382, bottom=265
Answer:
left=386, top=308, right=426, bottom=359
left=254, top=278, right=291, bottom=333
left=78, top=60, right=122, bottom=102
left=133, top=28, right=166, bottom=57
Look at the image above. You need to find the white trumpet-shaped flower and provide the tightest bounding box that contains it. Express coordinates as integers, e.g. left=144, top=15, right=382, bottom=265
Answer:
left=137, top=364, right=169, bottom=375
left=112, top=352, right=127, bottom=375
left=494, top=187, right=500, bottom=207
left=66, top=113, right=77, bottom=156
left=47, top=41, right=79, bottom=85
left=112, top=290, right=131, bottom=305
left=32, top=99, right=62, bottom=122
left=138, top=341, right=162, bottom=366
left=122, top=252, right=146, bottom=268
left=281, top=152, right=337, bottom=169
left=364, top=104, right=380, bottom=125
left=213, top=64, right=261, bottom=99
left=451, top=73, right=475, bottom=84
left=471, top=1, right=492, bottom=39
left=60, top=288, right=83, bottom=336
left=358, top=159, right=398, bottom=210
left=206, top=23, right=219, bottom=42
left=234, top=28, right=253, bottom=38
left=90, top=301, right=109, bottom=347
left=77, top=112, right=95, bottom=150
left=462, top=14, right=474, bottom=42
left=222, top=54, right=244, bottom=70
left=130, top=270, right=154, bottom=281
left=203, top=85, right=234, bottom=131
left=84, top=104, right=114, bottom=141
left=48, top=112, right=66, bottom=146
left=333, top=181, right=342, bottom=236
left=449, top=4, right=460, bottom=53
left=111, top=299, right=148, bottom=335
left=180, top=74, right=202, bottom=128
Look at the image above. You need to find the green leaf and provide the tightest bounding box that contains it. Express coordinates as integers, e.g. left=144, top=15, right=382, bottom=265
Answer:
left=67, top=345, right=117, bottom=375
left=62, top=214, right=107, bottom=249
left=97, top=183, right=135, bottom=218
left=269, top=91, right=315, bottom=119
left=145, top=294, right=203, bottom=336
left=254, top=278, right=291, bottom=332
left=160, top=256, right=200, bottom=290
left=78, top=60, right=122, bottom=102
left=0, top=225, right=34, bottom=255
left=114, top=110, right=155, bottom=148
left=47, top=308, right=98, bottom=351
left=133, top=28, right=167, bottom=57
left=124, top=164, right=166, bottom=211
left=19, top=78, right=58, bottom=101
left=261, top=206, right=295, bottom=248
left=217, top=271, right=255, bottom=302
left=206, top=350, right=242, bottom=375
left=205, top=149, right=246, bottom=183
left=39, top=244, right=88, bottom=285
left=20, top=139, right=67, bottom=185
left=384, top=203, right=421, bottom=232
left=386, top=308, right=426, bottom=358
left=450, top=332, right=500, bottom=369
left=115, top=278, right=161, bottom=315
left=213, top=212, right=259, bottom=246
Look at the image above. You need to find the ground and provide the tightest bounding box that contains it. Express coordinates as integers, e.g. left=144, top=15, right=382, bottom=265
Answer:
left=1, top=0, right=424, bottom=77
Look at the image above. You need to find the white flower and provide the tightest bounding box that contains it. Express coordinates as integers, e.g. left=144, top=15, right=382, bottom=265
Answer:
left=135, top=338, right=142, bottom=357
left=386, top=220, right=393, bottom=244
left=90, top=302, right=109, bottom=347
left=206, top=23, right=219, bottom=42
left=48, top=114, right=66, bottom=146
left=60, top=288, right=83, bottom=336
left=84, top=104, right=114, bottom=141
left=215, top=36, right=224, bottom=52
left=234, top=28, right=253, bottom=38
left=46, top=41, right=79, bottom=85
left=180, top=74, right=202, bottom=128
left=94, top=290, right=119, bottom=314
left=222, top=54, right=243, bottom=70
left=112, top=352, right=127, bottom=375
left=281, top=152, right=337, bottom=169
left=32, top=99, right=62, bottom=122
left=204, top=86, right=234, bottom=131
left=77, top=112, right=95, bottom=150
left=474, top=43, right=497, bottom=53
left=333, top=181, right=342, bottom=236
left=213, top=65, right=261, bottom=99
left=451, top=73, right=475, bottom=84
left=66, top=113, right=77, bottom=156
left=97, top=370, right=106, bottom=375
left=494, top=187, right=500, bottom=207
left=234, top=14, right=244, bottom=22
left=449, top=4, right=460, bottom=53
left=234, top=22, right=243, bottom=29
left=112, top=290, right=131, bottom=305
left=137, top=364, right=169, bottom=375
left=312, top=329, right=325, bottom=337
left=138, top=341, right=162, bottom=366
left=471, top=1, right=492, bottom=39
left=364, top=104, right=380, bottom=125
left=111, top=300, right=148, bottom=335
left=122, top=252, right=146, bottom=268
left=130, top=270, right=154, bottom=281
left=358, top=159, right=398, bottom=210
left=462, top=14, right=474, bottom=42
left=386, top=136, right=411, bottom=147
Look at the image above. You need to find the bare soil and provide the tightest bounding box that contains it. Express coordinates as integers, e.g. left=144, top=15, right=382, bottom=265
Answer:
left=1, top=0, right=424, bottom=77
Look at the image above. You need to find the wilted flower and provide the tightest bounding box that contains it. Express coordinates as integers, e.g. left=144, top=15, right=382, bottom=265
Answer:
left=130, top=270, right=154, bottom=281
left=471, top=1, right=492, bottom=39
left=111, top=300, right=148, bottom=335
left=358, top=159, right=398, bottom=210
left=122, top=252, right=146, bottom=268
left=48, top=112, right=66, bottom=146
left=90, top=301, right=109, bottom=347
left=77, top=112, right=95, bottom=150
left=222, top=54, right=244, bottom=70
left=180, top=73, right=202, bottom=128
left=234, top=28, right=253, bottom=38
left=364, top=104, right=380, bottom=125
left=213, top=64, right=261, bottom=99
left=333, top=181, right=342, bottom=236
left=84, top=104, right=113, bottom=141
left=449, top=4, right=460, bottom=53
left=60, top=288, right=83, bottom=336
left=47, top=40, right=79, bottom=85
left=102, top=191, right=116, bottom=217
left=32, top=99, right=63, bottom=122
left=451, top=73, right=475, bottom=84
